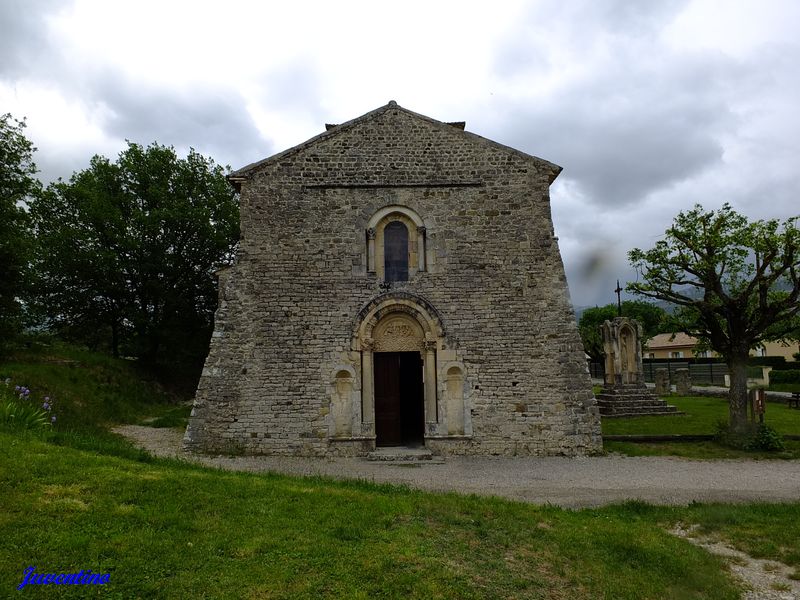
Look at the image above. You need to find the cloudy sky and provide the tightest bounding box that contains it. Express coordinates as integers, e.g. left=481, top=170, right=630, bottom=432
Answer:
left=2, top=0, right=798, bottom=307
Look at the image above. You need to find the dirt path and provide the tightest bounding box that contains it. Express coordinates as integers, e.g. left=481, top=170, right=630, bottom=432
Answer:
left=114, top=425, right=800, bottom=509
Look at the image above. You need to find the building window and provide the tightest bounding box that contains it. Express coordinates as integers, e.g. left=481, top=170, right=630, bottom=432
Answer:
left=384, top=221, right=409, bottom=282
left=670, top=351, right=683, bottom=359
left=366, top=205, right=426, bottom=280
left=697, top=350, right=709, bottom=358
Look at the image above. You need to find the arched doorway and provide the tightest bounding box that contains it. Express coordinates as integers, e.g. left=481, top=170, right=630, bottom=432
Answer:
left=351, top=292, right=447, bottom=448
left=372, top=314, right=425, bottom=446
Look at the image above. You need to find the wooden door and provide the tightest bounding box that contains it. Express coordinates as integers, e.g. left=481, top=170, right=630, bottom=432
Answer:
left=375, top=352, right=424, bottom=447
left=375, top=353, right=402, bottom=446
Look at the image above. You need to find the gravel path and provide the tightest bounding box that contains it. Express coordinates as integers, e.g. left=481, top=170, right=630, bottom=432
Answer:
left=114, top=425, right=800, bottom=509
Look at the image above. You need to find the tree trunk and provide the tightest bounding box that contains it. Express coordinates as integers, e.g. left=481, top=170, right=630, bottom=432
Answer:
left=728, top=356, right=750, bottom=433
left=111, top=321, right=120, bottom=358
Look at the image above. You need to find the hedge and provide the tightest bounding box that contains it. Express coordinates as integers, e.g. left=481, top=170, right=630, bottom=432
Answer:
left=770, top=369, right=800, bottom=384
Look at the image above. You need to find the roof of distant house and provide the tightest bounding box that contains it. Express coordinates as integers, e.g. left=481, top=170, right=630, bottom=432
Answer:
left=645, top=332, right=699, bottom=349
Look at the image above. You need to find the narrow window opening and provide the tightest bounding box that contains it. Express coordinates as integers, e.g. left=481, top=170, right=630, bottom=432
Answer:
left=384, top=221, right=409, bottom=282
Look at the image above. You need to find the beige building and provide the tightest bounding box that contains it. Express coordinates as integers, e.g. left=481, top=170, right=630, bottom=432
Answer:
left=645, top=333, right=799, bottom=360
left=184, top=102, right=601, bottom=457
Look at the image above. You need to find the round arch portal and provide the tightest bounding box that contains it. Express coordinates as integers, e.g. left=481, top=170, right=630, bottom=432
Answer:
left=352, top=292, right=445, bottom=441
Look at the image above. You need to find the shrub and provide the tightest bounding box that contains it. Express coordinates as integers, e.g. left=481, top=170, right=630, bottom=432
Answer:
left=745, top=424, right=786, bottom=452
left=748, top=356, right=788, bottom=367
left=770, top=370, right=800, bottom=384
left=714, top=420, right=785, bottom=452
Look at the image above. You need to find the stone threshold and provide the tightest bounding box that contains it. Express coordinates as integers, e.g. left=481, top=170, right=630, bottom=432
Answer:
left=365, top=446, right=444, bottom=463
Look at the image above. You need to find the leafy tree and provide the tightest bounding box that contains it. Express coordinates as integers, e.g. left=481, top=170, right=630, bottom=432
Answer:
left=578, top=300, right=668, bottom=360
left=29, top=142, right=239, bottom=374
left=0, top=114, right=39, bottom=350
left=628, top=203, right=800, bottom=433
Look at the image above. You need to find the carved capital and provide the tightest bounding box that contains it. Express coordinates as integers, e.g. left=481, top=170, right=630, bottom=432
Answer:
left=417, top=225, right=427, bottom=235
left=366, top=228, right=376, bottom=240
left=361, top=337, right=374, bottom=351
left=424, top=340, right=437, bottom=352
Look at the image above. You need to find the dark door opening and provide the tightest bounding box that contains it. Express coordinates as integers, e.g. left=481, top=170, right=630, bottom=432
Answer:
left=374, top=352, right=424, bottom=447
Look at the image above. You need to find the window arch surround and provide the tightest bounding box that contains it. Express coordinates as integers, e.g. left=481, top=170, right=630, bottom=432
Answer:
left=367, top=205, right=426, bottom=280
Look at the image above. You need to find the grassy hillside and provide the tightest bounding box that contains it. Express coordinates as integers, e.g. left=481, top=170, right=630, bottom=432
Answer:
left=1, top=339, right=189, bottom=458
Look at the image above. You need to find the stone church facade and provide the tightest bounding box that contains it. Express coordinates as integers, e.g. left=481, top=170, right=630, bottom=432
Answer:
left=184, top=101, right=601, bottom=457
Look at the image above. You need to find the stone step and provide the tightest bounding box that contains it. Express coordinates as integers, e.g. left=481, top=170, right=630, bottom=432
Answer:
left=598, top=405, right=682, bottom=416
left=601, top=408, right=683, bottom=418
left=365, top=446, right=440, bottom=462
left=596, top=398, right=673, bottom=407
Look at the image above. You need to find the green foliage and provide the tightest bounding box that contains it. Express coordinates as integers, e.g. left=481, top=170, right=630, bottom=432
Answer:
left=0, top=339, right=181, bottom=434
left=745, top=424, right=786, bottom=452
left=714, top=421, right=786, bottom=452
left=771, top=370, right=800, bottom=384
left=748, top=356, right=787, bottom=367
left=0, top=378, right=52, bottom=430
left=147, top=404, right=191, bottom=428
left=578, top=300, right=668, bottom=360
left=628, top=203, right=800, bottom=431
left=28, top=142, right=239, bottom=374
left=0, top=114, right=39, bottom=352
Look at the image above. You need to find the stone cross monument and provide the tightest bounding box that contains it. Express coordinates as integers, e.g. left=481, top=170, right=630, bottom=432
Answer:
left=602, top=317, right=643, bottom=385
left=596, top=317, right=680, bottom=417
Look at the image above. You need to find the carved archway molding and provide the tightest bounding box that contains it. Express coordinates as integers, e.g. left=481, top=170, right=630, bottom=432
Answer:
left=351, top=291, right=446, bottom=352
left=351, top=291, right=447, bottom=434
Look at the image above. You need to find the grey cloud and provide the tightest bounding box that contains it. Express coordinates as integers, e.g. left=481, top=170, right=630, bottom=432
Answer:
left=0, top=0, right=64, bottom=78
left=93, top=76, right=271, bottom=170
left=491, top=31, right=743, bottom=206
left=499, top=87, right=730, bottom=206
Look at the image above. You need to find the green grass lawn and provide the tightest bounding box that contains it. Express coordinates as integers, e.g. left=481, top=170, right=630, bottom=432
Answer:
left=602, top=395, right=800, bottom=436
left=602, top=395, right=800, bottom=458
left=0, top=428, right=784, bottom=599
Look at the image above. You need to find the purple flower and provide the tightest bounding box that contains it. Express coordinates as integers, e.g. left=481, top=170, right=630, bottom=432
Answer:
left=44, top=396, right=50, bottom=402
left=23, top=388, right=30, bottom=396
left=42, top=402, right=50, bottom=410
left=51, top=416, right=56, bottom=423
left=14, top=385, right=20, bottom=392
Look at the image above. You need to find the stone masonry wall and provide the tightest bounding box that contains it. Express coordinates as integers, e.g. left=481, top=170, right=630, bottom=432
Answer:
left=184, top=103, right=601, bottom=456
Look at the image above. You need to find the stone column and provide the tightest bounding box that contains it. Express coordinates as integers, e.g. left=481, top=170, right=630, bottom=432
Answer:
left=423, top=341, right=437, bottom=423
left=675, top=368, right=691, bottom=396
left=654, top=368, right=670, bottom=396
left=367, top=228, right=376, bottom=273
left=417, top=226, right=426, bottom=272
left=361, top=338, right=375, bottom=428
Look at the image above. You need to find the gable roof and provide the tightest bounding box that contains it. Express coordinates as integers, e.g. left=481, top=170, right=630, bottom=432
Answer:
left=645, top=333, right=699, bottom=350
left=229, top=101, right=562, bottom=187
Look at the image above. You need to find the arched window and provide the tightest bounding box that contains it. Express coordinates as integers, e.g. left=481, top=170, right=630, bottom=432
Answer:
left=384, top=221, right=409, bottom=282
left=366, top=205, right=426, bottom=280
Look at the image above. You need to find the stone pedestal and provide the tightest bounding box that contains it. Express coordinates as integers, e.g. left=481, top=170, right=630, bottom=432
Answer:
left=654, top=369, right=670, bottom=396
left=596, top=318, right=681, bottom=418
left=675, top=368, right=691, bottom=396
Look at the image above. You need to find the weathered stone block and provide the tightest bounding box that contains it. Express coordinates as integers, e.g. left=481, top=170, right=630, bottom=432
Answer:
left=654, top=368, right=670, bottom=396
left=675, top=368, right=692, bottom=396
